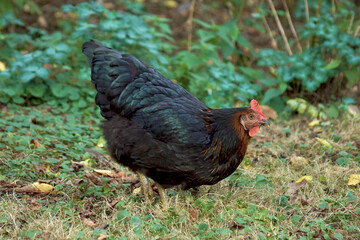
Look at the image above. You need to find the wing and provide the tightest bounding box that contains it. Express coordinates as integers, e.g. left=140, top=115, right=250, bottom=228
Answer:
left=83, top=40, right=213, bottom=147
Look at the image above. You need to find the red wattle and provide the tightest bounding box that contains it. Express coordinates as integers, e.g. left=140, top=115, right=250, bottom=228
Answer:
left=249, top=126, right=260, bottom=137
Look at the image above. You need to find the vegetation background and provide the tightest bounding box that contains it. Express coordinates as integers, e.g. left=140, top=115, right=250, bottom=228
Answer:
left=0, top=0, right=359, bottom=239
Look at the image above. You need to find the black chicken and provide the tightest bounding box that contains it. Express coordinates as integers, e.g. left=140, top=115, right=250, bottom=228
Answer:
left=82, top=40, right=268, bottom=206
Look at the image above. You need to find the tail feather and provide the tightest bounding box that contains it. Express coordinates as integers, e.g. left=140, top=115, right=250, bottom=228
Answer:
left=82, top=40, right=148, bottom=119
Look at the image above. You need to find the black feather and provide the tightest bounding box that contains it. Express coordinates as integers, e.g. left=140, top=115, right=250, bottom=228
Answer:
left=82, top=40, right=253, bottom=189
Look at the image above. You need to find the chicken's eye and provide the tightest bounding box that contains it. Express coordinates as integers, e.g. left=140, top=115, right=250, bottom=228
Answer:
left=248, top=114, right=255, bottom=120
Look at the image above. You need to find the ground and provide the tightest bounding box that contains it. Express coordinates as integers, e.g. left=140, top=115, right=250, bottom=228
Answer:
left=0, top=104, right=359, bottom=239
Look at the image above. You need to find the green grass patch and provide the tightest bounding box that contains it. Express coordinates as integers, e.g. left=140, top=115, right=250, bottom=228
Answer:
left=0, top=105, right=359, bottom=239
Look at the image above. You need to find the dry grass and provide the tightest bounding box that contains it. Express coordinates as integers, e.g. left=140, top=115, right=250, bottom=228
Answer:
left=0, top=107, right=359, bottom=239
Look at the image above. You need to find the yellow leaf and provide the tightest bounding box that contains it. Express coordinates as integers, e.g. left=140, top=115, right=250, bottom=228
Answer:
left=348, top=174, right=360, bottom=186
left=0, top=61, right=6, bottom=71
left=295, top=176, right=313, bottom=183
left=243, top=165, right=253, bottom=170
left=77, top=159, right=93, bottom=167
left=306, top=105, right=319, bottom=118
left=308, top=120, right=320, bottom=127
left=45, top=166, right=52, bottom=174
left=316, top=137, right=332, bottom=148
left=94, top=169, right=115, bottom=177
left=290, top=156, right=309, bottom=167
left=314, top=128, right=324, bottom=133
left=32, top=182, right=55, bottom=194
left=348, top=105, right=360, bottom=116
left=97, top=136, right=106, bottom=148
left=297, top=103, right=307, bottom=114
left=133, top=187, right=142, bottom=195
left=164, top=0, right=178, bottom=8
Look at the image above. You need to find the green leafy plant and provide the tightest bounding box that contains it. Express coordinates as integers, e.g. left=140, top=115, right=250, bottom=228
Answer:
left=0, top=1, right=174, bottom=110
left=255, top=0, right=360, bottom=110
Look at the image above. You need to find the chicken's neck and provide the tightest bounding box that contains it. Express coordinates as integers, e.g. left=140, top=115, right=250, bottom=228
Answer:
left=202, top=108, right=251, bottom=181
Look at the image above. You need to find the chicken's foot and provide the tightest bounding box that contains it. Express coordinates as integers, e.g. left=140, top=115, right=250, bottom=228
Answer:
left=136, top=171, right=153, bottom=202
left=154, top=182, right=167, bottom=209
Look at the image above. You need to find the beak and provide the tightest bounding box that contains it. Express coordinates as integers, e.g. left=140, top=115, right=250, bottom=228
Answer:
left=260, top=119, right=270, bottom=127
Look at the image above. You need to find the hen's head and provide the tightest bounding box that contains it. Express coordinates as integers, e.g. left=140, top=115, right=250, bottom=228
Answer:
left=240, top=100, right=269, bottom=137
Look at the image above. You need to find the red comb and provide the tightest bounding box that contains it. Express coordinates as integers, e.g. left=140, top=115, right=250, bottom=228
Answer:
left=250, top=99, right=266, bottom=119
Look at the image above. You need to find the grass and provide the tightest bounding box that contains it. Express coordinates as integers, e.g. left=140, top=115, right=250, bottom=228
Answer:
left=0, top=104, right=359, bottom=240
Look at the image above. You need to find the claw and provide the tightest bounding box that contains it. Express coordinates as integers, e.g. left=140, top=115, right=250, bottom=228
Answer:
left=136, top=171, right=152, bottom=203
left=155, top=182, right=167, bottom=209
left=136, top=171, right=168, bottom=208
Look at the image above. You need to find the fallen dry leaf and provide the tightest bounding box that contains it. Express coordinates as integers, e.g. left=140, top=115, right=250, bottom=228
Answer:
left=348, top=104, right=360, bottom=116
left=295, top=176, right=313, bottom=183
left=133, top=187, right=142, bottom=195
left=316, top=137, right=332, bottom=148
left=0, top=180, right=17, bottom=188
left=116, top=171, right=127, bottom=178
left=300, top=199, right=309, bottom=206
left=348, top=174, right=360, bottom=186
left=229, top=221, right=245, bottom=230
left=260, top=105, right=278, bottom=120
left=308, top=120, right=321, bottom=127
left=97, top=136, right=106, bottom=148
left=30, top=139, right=42, bottom=148
left=243, top=164, right=253, bottom=170
left=85, top=173, right=102, bottom=185
left=290, top=156, right=309, bottom=167
left=98, top=234, right=108, bottom=240
left=33, top=182, right=55, bottom=194
left=94, top=169, right=116, bottom=177
left=82, top=218, right=97, bottom=228
left=189, top=207, right=199, bottom=222
left=164, top=0, right=178, bottom=8
left=14, top=182, right=55, bottom=194
left=75, top=159, right=93, bottom=168
left=38, top=16, right=48, bottom=27
left=34, top=164, right=46, bottom=174
left=0, top=61, right=6, bottom=71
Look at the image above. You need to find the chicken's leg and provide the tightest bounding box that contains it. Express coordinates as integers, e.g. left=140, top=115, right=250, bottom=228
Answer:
left=136, top=171, right=153, bottom=202
left=154, top=182, right=167, bottom=209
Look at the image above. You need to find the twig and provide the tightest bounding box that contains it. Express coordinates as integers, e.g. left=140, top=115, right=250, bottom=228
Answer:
left=267, top=0, right=293, bottom=55
left=262, top=15, right=278, bottom=49
left=304, top=0, right=310, bottom=48
left=84, top=148, right=111, bottom=166
left=187, top=0, right=196, bottom=51
left=347, top=12, right=355, bottom=34
left=282, top=0, right=302, bottom=53
left=354, top=26, right=360, bottom=37
left=304, top=0, right=309, bottom=22
left=331, top=0, right=336, bottom=14
left=316, top=0, right=322, bottom=17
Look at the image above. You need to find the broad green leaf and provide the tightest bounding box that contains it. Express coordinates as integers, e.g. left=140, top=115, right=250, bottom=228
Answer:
left=323, top=58, right=342, bottom=69
left=2, top=87, right=16, bottom=96
left=262, top=88, right=282, bottom=104
left=130, top=216, right=143, bottom=227
left=198, top=223, right=209, bottom=233
left=50, top=82, right=67, bottom=98
left=326, top=105, right=339, bottom=118
left=13, top=96, right=25, bottom=104
left=37, top=68, right=50, bottom=79
left=20, top=72, right=36, bottom=83
left=117, top=210, right=130, bottom=220
left=28, top=84, right=46, bottom=98
left=344, top=67, right=359, bottom=87
left=236, top=34, right=253, bottom=50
